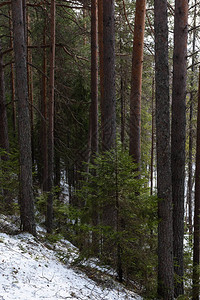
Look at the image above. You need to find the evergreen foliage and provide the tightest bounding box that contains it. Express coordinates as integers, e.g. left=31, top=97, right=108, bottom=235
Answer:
left=0, top=149, right=19, bottom=214
left=0, top=0, right=200, bottom=297
left=46, top=144, right=158, bottom=297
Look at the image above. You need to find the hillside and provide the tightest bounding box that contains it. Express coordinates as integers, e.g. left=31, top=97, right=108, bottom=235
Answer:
left=0, top=215, right=142, bottom=300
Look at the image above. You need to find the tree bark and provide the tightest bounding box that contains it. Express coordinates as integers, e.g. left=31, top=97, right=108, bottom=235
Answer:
left=171, top=0, right=188, bottom=296
left=46, top=0, right=56, bottom=234
left=129, top=0, right=146, bottom=169
left=9, top=9, right=17, bottom=135
left=188, top=0, right=197, bottom=236
left=154, top=0, right=174, bottom=298
left=192, top=67, right=200, bottom=300
left=101, top=0, right=116, bottom=255
left=0, top=41, right=9, bottom=154
left=0, top=40, right=11, bottom=210
left=41, top=17, right=48, bottom=192
left=150, top=77, right=155, bottom=196
left=98, top=0, right=104, bottom=141
left=90, top=0, right=99, bottom=254
left=119, top=38, right=126, bottom=147
left=90, top=0, right=98, bottom=158
left=27, top=10, right=34, bottom=164
left=102, top=0, right=116, bottom=152
left=11, top=0, right=36, bottom=235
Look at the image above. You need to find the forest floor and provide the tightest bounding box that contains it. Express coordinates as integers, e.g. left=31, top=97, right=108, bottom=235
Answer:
left=0, top=215, right=142, bottom=300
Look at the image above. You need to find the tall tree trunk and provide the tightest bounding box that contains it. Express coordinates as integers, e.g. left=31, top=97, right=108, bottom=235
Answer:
left=0, top=41, right=9, bottom=154
left=90, top=0, right=99, bottom=254
left=46, top=0, right=56, bottom=234
left=0, top=40, right=10, bottom=211
left=102, top=0, right=116, bottom=152
left=27, top=11, right=34, bottom=164
left=90, top=0, right=98, bottom=158
left=41, top=17, right=48, bottom=192
left=11, top=0, right=36, bottom=235
left=129, top=0, right=146, bottom=169
left=171, top=0, right=188, bottom=296
left=150, top=76, right=155, bottom=196
left=101, top=0, right=116, bottom=256
left=188, top=97, right=193, bottom=234
left=154, top=0, right=174, bottom=298
left=9, top=9, right=16, bottom=135
left=192, top=67, right=200, bottom=300
left=188, top=0, right=197, bottom=236
left=98, top=0, right=104, bottom=143
left=120, top=38, right=125, bottom=147
left=120, top=75, right=125, bottom=147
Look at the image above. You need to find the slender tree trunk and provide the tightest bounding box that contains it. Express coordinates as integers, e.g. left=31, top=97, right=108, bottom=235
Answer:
left=90, top=0, right=98, bottom=158
left=120, top=75, right=125, bottom=147
left=98, top=0, right=104, bottom=143
left=90, top=0, right=99, bottom=254
left=188, top=94, right=194, bottom=234
left=154, top=0, right=174, bottom=298
left=102, top=0, right=116, bottom=152
left=171, top=1, right=188, bottom=296
left=129, top=0, right=146, bottom=169
left=192, top=67, right=200, bottom=300
left=11, top=0, right=36, bottom=235
left=0, top=41, right=9, bottom=154
left=27, top=11, right=34, bottom=164
left=150, top=77, right=155, bottom=196
left=0, top=41, right=12, bottom=211
left=115, top=151, right=123, bottom=282
left=46, top=0, right=56, bottom=234
left=54, top=148, right=60, bottom=190
left=41, top=18, right=48, bottom=192
left=9, top=9, right=16, bottom=135
left=120, top=38, right=125, bottom=147
left=188, top=0, right=197, bottom=236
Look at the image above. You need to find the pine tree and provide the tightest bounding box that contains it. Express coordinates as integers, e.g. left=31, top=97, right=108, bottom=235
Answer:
left=129, top=0, right=146, bottom=169
left=192, top=67, right=200, bottom=300
left=46, top=0, right=56, bottom=234
left=11, top=0, right=36, bottom=235
left=0, top=41, right=9, bottom=154
left=154, top=0, right=174, bottom=297
left=171, top=0, right=188, bottom=296
left=102, top=0, right=116, bottom=152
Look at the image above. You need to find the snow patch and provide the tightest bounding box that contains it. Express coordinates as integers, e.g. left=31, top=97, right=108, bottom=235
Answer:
left=0, top=231, right=142, bottom=299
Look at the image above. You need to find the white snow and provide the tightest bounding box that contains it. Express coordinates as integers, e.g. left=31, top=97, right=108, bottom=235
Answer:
left=0, top=230, right=142, bottom=300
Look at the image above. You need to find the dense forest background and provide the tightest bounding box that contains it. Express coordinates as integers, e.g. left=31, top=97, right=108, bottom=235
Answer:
left=0, top=0, right=200, bottom=298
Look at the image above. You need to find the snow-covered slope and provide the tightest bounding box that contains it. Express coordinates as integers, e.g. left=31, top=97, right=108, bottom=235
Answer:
left=0, top=228, right=142, bottom=300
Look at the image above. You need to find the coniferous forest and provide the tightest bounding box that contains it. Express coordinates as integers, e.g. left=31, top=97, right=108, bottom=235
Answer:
left=0, top=0, right=200, bottom=298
